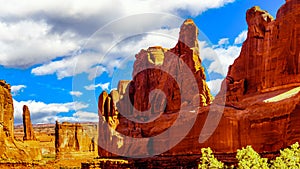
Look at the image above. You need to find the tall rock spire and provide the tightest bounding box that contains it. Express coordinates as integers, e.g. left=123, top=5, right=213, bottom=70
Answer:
left=22, top=105, right=36, bottom=141
left=98, top=19, right=213, bottom=157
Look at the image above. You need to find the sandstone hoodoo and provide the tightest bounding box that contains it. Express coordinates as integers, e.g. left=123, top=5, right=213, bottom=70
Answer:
left=22, top=105, right=36, bottom=141
left=98, top=19, right=213, bottom=156
left=96, top=0, right=300, bottom=164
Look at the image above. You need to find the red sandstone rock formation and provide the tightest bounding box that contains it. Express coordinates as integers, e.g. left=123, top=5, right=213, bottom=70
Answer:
left=0, top=80, right=41, bottom=161
left=220, top=1, right=300, bottom=102
left=55, top=121, right=98, bottom=159
left=97, top=0, right=300, bottom=162
left=98, top=19, right=213, bottom=157
left=177, top=0, right=300, bottom=159
left=22, top=105, right=36, bottom=141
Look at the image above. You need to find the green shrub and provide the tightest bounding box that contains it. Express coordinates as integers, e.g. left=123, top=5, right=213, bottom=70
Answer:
left=198, top=143, right=300, bottom=169
left=271, top=142, right=300, bottom=169
left=236, top=145, right=269, bottom=169
left=199, top=147, right=226, bottom=169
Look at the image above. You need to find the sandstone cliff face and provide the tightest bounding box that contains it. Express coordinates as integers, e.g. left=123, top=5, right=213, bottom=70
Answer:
left=55, top=121, right=98, bottom=159
left=0, top=80, right=14, bottom=141
left=22, top=105, right=36, bottom=141
left=177, top=0, right=300, bottom=158
left=221, top=1, right=300, bottom=102
left=0, top=80, right=41, bottom=161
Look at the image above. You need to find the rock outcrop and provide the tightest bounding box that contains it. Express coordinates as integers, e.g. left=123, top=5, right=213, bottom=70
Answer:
left=0, top=80, right=14, bottom=140
left=97, top=0, right=300, bottom=164
left=55, top=121, right=98, bottom=159
left=221, top=1, right=300, bottom=102
left=22, top=105, right=36, bottom=141
left=98, top=19, right=213, bottom=157
left=0, top=80, right=41, bottom=161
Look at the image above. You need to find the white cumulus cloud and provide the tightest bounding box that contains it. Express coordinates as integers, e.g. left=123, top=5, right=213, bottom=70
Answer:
left=234, top=30, right=248, bottom=44
left=69, top=91, right=83, bottom=97
left=13, top=99, right=89, bottom=124
left=34, top=111, right=99, bottom=123
left=200, top=41, right=241, bottom=76
left=217, top=38, right=229, bottom=46
left=84, top=82, right=110, bottom=91
left=73, top=111, right=98, bottom=122
left=207, top=79, right=223, bottom=96
left=0, top=20, right=80, bottom=68
left=11, top=85, right=26, bottom=96
left=0, top=0, right=236, bottom=78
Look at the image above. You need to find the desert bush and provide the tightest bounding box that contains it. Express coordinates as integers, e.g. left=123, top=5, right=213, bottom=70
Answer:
left=199, top=147, right=226, bottom=169
left=236, top=145, right=269, bottom=169
left=199, top=143, right=300, bottom=169
left=270, top=142, right=300, bottom=169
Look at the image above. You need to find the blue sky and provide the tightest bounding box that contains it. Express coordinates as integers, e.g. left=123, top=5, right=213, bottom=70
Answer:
left=0, top=0, right=285, bottom=124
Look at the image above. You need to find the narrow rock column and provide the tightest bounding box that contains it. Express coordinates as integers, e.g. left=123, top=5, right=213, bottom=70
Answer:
left=22, top=105, right=36, bottom=141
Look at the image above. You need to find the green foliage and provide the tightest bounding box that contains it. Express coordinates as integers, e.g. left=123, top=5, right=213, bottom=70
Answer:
left=199, top=143, right=300, bottom=169
left=199, top=147, right=226, bottom=169
left=236, top=145, right=269, bottom=169
left=271, top=142, right=300, bottom=169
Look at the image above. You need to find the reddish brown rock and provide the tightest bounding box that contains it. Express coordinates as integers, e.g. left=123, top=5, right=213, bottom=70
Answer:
left=97, top=0, right=300, bottom=163
left=175, top=0, right=300, bottom=160
left=220, top=1, right=300, bottom=102
left=98, top=19, right=213, bottom=157
left=22, top=105, right=36, bottom=141
left=55, top=121, right=98, bottom=159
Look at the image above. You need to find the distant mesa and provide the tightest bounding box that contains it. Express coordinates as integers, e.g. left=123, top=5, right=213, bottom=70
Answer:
left=55, top=121, right=98, bottom=159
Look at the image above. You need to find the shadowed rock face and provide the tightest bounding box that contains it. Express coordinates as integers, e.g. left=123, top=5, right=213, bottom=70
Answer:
left=0, top=80, right=41, bottom=162
left=22, top=105, right=36, bottom=141
left=96, top=0, right=300, bottom=163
